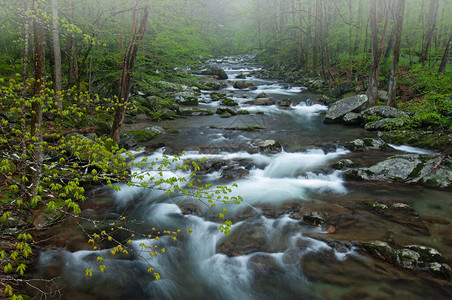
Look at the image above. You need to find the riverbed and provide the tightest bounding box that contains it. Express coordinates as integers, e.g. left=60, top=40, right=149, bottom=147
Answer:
left=33, top=57, right=452, bottom=300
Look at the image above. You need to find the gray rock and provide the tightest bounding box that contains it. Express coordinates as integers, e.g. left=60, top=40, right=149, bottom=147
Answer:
left=364, top=118, right=407, bottom=131
left=201, top=66, right=228, bottom=79
left=378, top=90, right=389, bottom=103
left=233, top=81, right=254, bottom=89
left=235, top=73, right=246, bottom=79
left=246, top=98, right=275, bottom=106
left=303, top=212, right=325, bottom=225
left=200, top=79, right=227, bottom=90
left=257, top=140, right=282, bottom=153
left=343, top=112, right=362, bottom=125
left=346, top=139, right=366, bottom=151
left=324, top=95, right=368, bottom=123
left=278, top=99, right=292, bottom=108
left=173, top=88, right=199, bottom=106
left=362, top=105, right=409, bottom=120
left=346, top=154, right=452, bottom=188
left=331, top=159, right=356, bottom=170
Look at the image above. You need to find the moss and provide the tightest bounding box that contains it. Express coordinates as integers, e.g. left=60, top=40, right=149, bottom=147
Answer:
left=237, top=110, right=250, bottom=115
left=221, top=98, right=238, bottom=106
left=408, top=163, right=425, bottom=179
left=421, top=178, right=440, bottom=187
left=220, top=113, right=232, bottom=118
left=363, top=138, right=374, bottom=147
left=122, top=128, right=160, bottom=142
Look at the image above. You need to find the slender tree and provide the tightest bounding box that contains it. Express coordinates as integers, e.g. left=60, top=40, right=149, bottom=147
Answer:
left=367, top=0, right=379, bottom=106
left=110, top=4, right=149, bottom=143
left=388, top=0, right=405, bottom=107
left=438, top=30, right=451, bottom=74
left=31, top=0, right=46, bottom=200
left=51, top=0, right=62, bottom=110
left=420, top=0, right=439, bottom=65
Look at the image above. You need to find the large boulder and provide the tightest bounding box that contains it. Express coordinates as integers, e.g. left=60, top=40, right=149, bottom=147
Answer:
left=364, top=118, right=408, bottom=131
left=324, top=95, right=368, bottom=123
left=345, top=154, right=452, bottom=187
left=361, top=106, right=409, bottom=120
left=233, top=81, right=254, bottom=89
left=201, top=66, right=228, bottom=79
left=245, top=98, right=275, bottom=106
left=199, top=79, right=227, bottom=90
left=172, top=86, right=199, bottom=106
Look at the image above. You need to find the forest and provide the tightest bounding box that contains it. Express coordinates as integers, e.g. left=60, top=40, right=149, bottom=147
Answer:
left=0, top=0, right=451, bottom=299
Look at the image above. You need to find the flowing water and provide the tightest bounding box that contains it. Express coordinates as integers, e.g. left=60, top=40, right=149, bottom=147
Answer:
left=34, top=57, right=452, bottom=299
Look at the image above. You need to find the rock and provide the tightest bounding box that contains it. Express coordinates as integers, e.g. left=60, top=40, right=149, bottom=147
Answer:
left=216, top=107, right=237, bottom=116
left=343, top=112, right=362, bottom=125
left=365, top=118, right=408, bottom=131
left=324, top=95, right=368, bottom=123
left=378, top=90, right=389, bottom=103
left=221, top=98, right=238, bottom=106
left=235, top=73, right=246, bottom=79
left=331, top=159, right=356, bottom=170
left=233, top=81, right=254, bottom=89
left=246, top=98, right=275, bottom=106
left=345, top=154, right=452, bottom=188
left=220, top=113, right=232, bottom=118
left=256, top=92, right=267, bottom=98
left=278, top=99, right=292, bottom=108
left=221, top=166, right=250, bottom=179
left=173, top=90, right=199, bottom=106
left=210, top=92, right=227, bottom=101
left=201, top=66, right=228, bottom=79
left=200, top=79, right=227, bottom=90
left=345, top=139, right=366, bottom=151
left=257, top=140, right=282, bottom=153
left=303, top=212, right=325, bottom=225
left=361, top=105, right=409, bottom=120
left=119, top=126, right=163, bottom=148
left=217, top=222, right=270, bottom=256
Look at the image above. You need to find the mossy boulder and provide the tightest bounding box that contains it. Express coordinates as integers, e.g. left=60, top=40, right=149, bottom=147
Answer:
left=119, top=126, right=163, bottom=148
left=221, top=98, right=238, bottom=106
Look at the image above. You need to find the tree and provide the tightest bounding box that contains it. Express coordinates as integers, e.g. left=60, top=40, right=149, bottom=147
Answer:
left=30, top=0, right=46, bottom=200
left=110, top=4, right=149, bottom=143
left=388, top=0, right=405, bottom=107
left=51, top=0, right=62, bottom=110
left=438, top=30, right=451, bottom=74
left=367, top=0, right=379, bottom=106
left=420, top=0, right=439, bottom=65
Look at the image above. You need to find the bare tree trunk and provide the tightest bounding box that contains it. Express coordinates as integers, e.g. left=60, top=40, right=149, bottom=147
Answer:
left=31, top=0, right=46, bottom=201
left=20, top=0, right=30, bottom=195
left=438, top=30, right=452, bottom=74
left=313, top=0, right=321, bottom=72
left=388, top=0, right=405, bottom=107
left=51, top=0, right=62, bottom=110
left=420, top=0, right=439, bottom=65
left=111, top=5, right=149, bottom=143
left=367, top=0, right=379, bottom=106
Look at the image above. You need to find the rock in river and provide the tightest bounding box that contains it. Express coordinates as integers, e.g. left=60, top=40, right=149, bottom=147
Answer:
left=324, top=94, right=368, bottom=123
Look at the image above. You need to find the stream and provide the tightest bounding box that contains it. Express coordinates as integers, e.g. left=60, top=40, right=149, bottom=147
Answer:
left=34, top=57, right=452, bottom=299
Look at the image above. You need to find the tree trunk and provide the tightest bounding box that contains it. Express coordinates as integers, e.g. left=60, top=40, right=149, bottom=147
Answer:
left=438, top=31, right=452, bottom=74
left=110, top=6, right=149, bottom=144
left=420, top=0, right=439, bottom=65
left=313, top=0, right=321, bottom=72
left=51, top=0, right=62, bottom=110
left=367, top=0, right=379, bottom=106
left=388, top=0, right=405, bottom=107
left=31, top=0, right=46, bottom=200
